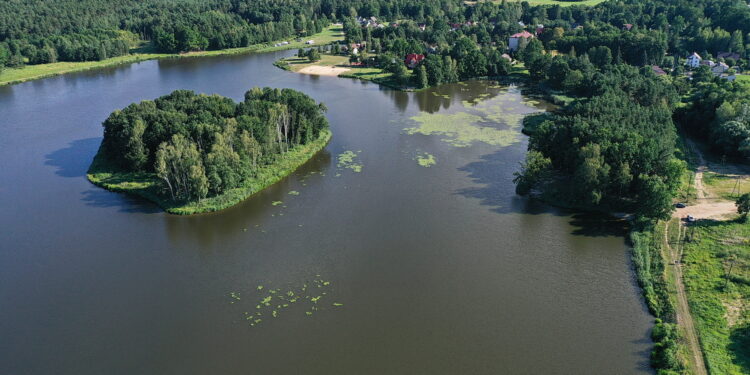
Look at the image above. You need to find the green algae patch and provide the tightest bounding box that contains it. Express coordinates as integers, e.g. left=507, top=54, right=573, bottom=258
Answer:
left=337, top=150, right=363, bottom=172
left=288, top=190, right=300, bottom=196
left=406, top=111, right=519, bottom=148
left=415, top=152, right=437, bottom=167
left=406, top=85, right=545, bottom=148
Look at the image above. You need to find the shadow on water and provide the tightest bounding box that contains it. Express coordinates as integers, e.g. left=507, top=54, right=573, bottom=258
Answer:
left=456, top=149, right=628, bottom=237
left=81, top=188, right=161, bottom=214
left=568, top=213, right=628, bottom=237
left=163, top=149, right=333, bottom=249
left=44, top=138, right=101, bottom=178
left=631, top=335, right=656, bottom=372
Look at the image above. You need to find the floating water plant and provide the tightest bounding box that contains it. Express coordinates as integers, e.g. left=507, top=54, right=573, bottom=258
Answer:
left=336, top=151, right=363, bottom=172
left=271, top=201, right=283, bottom=206
left=228, top=275, right=340, bottom=328
left=332, top=302, right=343, bottom=307
left=406, top=87, right=543, bottom=148
left=415, top=152, right=436, bottom=167
left=288, top=191, right=300, bottom=196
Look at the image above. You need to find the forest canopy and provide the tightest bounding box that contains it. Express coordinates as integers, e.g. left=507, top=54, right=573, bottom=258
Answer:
left=98, top=87, right=329, bottom=203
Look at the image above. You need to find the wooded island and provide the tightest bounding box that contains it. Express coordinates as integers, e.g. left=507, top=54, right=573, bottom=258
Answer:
left=88, top=87, right=330, bottom=214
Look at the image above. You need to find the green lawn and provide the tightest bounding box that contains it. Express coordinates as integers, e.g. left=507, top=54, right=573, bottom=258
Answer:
left=339, top=66, right=409, bottom=89
left=703, top=172, right=749, bottom=201
left=682, top=219, right=750, bottom=375
left=736, top=75, right=750, bottom=83
left=276, top=54, right=350, bottom=72
left=0, top=25, right=344, bottom=86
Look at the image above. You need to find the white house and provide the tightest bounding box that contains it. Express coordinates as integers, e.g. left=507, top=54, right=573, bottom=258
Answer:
left=509, top=30, right=535, bottom=52
left=712, top=62, right=729, bottom=74
left=686, top=52, right=701, bottom=68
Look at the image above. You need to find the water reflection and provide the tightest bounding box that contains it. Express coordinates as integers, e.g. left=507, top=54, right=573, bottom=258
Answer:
left=45, top=138, right=101, bottom=178
left=163, top=149, right=333, bottom=248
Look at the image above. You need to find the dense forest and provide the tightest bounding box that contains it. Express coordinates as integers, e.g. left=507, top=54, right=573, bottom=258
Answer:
left=677, top=70, right=750, bottom=159
left=0, top=0, right=332, bottom=67
left=4, top=0, right=749, bottom=69
left=99, top=88, right=328, bottom=202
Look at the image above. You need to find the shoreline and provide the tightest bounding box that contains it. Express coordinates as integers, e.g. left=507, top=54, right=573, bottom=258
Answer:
left=87, top=130, right=332, bottom=215
left=274, top=54, right=533, bottom=92
left=0, top=26, right=344, bottom=87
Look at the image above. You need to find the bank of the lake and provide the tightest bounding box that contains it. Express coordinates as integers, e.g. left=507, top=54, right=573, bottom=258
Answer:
left=0, top=26, right=344, bottom=87
left=88, top=130, right=331, bottom=215
left=275, top=53, right=532, bottom=92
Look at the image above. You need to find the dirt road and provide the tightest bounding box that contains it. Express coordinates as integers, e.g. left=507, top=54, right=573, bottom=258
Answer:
left=664, top=222, right=708, bottom=375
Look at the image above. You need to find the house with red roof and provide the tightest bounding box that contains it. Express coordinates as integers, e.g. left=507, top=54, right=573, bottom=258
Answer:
left=509, top=30, right=535, bottom=51
left=404, top=53, right=425, bottom=69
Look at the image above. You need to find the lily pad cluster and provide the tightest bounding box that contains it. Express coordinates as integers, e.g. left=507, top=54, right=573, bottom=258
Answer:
left=228, top=275, right=343, bottom=328
left=337, top=150, right=363, bottom=172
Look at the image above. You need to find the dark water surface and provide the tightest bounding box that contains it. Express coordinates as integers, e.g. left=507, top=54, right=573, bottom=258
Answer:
left=0, top=51, right=653, bottom=374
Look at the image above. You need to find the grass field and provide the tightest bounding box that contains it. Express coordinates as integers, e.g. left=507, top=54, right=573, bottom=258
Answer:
left=277, top=54, right=350, bottom=72
left=682, top=218, right=750, bottom=375
left=736, top=75, right=750, bottom=83
left=0, top=25, right=344, bottom=86
left=703, top=172, right=749, bottom=201
left=88, top=130, right=332, bottom=215
left=339, top=66, right=408, bottom=89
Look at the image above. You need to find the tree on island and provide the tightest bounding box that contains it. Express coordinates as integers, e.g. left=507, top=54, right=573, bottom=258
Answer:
left=99, top=88, right=329, bottom=203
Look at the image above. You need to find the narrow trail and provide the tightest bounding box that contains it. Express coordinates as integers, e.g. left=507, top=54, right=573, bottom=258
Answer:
left=664, top=222, right=708, bottom=375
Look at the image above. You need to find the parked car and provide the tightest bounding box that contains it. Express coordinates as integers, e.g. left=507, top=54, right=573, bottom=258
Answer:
left=686, top=215, right=695, bottom=222
left=675, top=202, right=686, bottom=208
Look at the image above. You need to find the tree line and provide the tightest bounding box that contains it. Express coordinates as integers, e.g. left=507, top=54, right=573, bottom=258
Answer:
left=100, top=88, right=328, bottom=202
left=4, top=0, right=749, bottom=70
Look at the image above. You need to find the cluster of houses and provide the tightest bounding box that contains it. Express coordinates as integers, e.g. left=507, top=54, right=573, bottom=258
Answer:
left=345, top=19, right=747, bottom=79
left=356, top=17, right=480, bottom=32
left=686, top=52, right=740, bottom=80
left=356, top=16, right=393, bottom=29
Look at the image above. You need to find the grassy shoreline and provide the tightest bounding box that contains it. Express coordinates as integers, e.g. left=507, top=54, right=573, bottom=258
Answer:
left=0, top=26, right=344, bottom=87
left=87, top=130, right=331, bottom=215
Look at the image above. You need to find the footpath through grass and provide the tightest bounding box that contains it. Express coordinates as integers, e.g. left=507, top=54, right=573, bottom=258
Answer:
left=0, top=25, right=344, bottom=86
left=681, top=218, right=750, bottom=375
left=88, top=130, right=331, bottom=215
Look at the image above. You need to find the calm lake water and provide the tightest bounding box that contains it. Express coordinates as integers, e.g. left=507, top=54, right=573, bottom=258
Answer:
left=0, top=50, right=653, bottom=374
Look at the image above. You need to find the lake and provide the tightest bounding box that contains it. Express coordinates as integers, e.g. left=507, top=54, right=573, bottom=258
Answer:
left=0, top=50, right=653, bottom=374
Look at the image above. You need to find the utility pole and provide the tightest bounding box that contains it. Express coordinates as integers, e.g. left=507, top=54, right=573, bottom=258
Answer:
left=725, top=255, right=737, bottom=290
